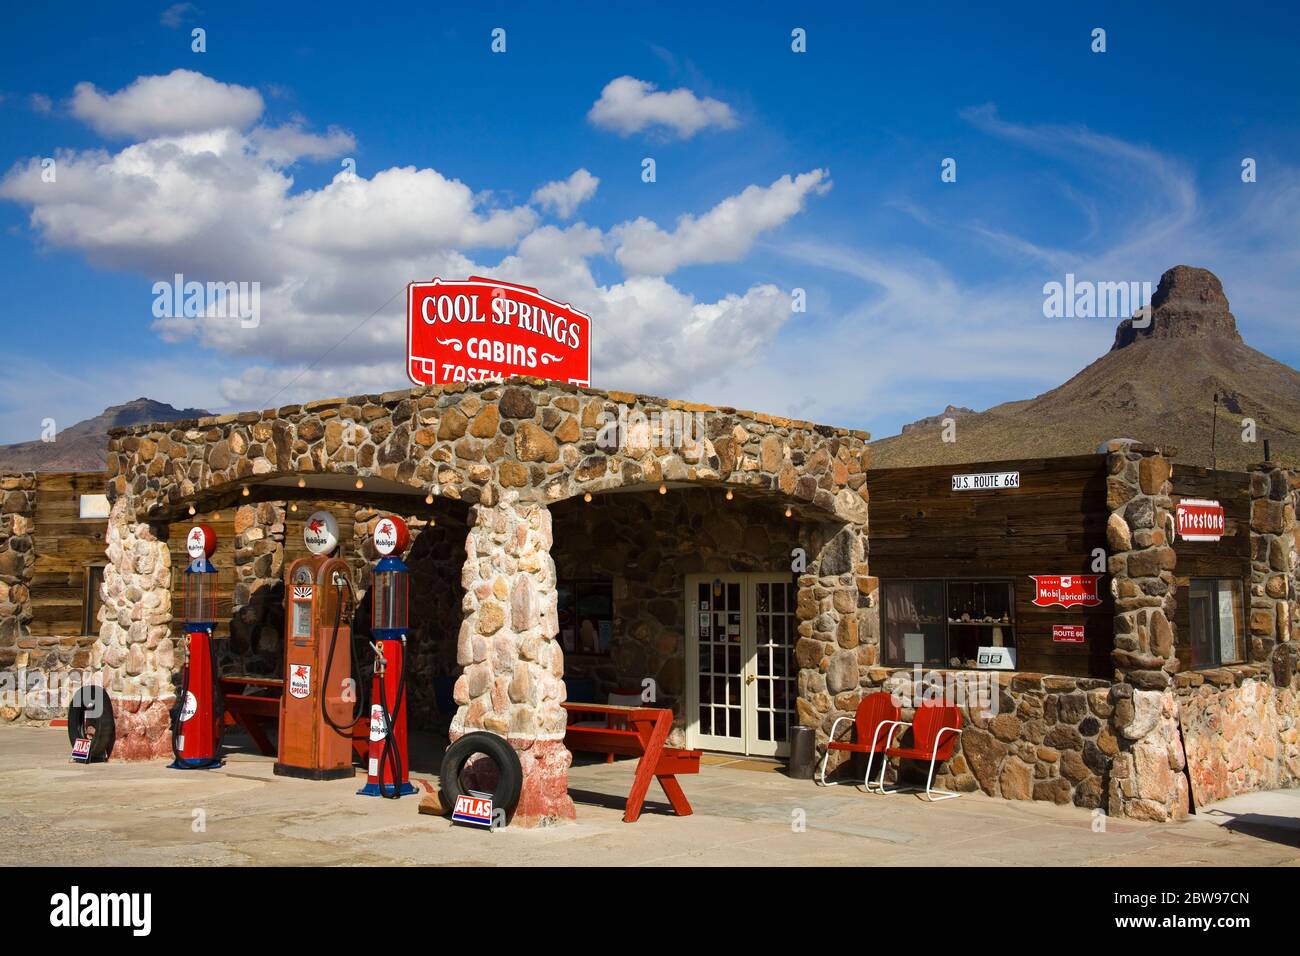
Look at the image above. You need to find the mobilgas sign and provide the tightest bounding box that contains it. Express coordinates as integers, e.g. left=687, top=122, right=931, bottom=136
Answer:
left=407, top=277, right=591, bottom=388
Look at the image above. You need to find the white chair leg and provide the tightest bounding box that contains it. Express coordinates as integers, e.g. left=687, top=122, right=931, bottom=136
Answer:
left=864, top=721, right=904, bottom=794
left=922, top=748, right=960, bottom=801
left=817, top=749, right=838, bottom=787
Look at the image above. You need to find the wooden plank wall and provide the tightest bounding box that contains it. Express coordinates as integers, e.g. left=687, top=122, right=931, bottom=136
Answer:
left=1169, top=465, right=1252, bottom=666
left=29, top=473, right=109, bottom=637
left=868, top=455, right=1114, bottom=678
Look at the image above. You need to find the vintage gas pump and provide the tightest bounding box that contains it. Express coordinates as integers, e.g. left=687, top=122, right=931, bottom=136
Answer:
left=359, top=515, right=417, bottom=797
left=170, top=524, right=223, bottom=769
left=274, top=510, right=358, bottom=780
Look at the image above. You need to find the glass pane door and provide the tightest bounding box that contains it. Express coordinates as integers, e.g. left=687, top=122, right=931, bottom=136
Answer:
left=747, top=576, right=798, bottom=758
left=688, top=575, right=745, bottom=752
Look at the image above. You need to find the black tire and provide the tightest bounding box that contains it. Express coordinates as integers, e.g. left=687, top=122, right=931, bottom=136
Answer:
left=439, top=731, right=523, bottom=820
left=66, top=685, right=116, bottom=762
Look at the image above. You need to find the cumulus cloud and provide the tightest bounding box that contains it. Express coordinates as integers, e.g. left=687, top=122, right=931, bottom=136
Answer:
left=71, top=69, right=264, bottom=137
left=530, top=168, right=599, bottom=218
left=588, top=76, right=737, bottom=139
left=249, top=121, right=355, bottom=165
left=160, top=3, right=199, bottom=28
left=2, top=69, right=813, bottom=411
left=615, top=169, right=831, bottom=275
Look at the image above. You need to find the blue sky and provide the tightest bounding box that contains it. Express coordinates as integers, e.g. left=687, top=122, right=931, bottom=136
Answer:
left=1, top=2, right=1297, bottom=444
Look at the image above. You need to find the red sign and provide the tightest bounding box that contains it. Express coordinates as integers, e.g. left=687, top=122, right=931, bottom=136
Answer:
left=406, top=277, right=591, bottom=388
left=1176, top=498, right=1225, bottom=542
left=1030, top=575, right=1103, bottom=608
left=452, top=793, right=494, bottom=828
left=1052, top=624, right=1086, bottom=644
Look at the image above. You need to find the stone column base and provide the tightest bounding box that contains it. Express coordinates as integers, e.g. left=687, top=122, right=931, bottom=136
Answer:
left=510, top=738, right=576, bottom=827
left=109, top=697, right=175, bottom=761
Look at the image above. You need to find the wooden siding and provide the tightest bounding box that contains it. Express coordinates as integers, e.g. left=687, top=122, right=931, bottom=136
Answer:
left=868, top=455, right=1114, bottom=678
left=28, top=473, right=109, bottom=637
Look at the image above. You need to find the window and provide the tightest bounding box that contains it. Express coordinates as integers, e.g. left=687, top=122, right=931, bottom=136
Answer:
left=81, top=565, right=105, bottom=636
left=883, top=579, right=1016, bottom=668
left=1187, top=578, right=1244, bottom=668
left=557, top=579, right=613, bottom=656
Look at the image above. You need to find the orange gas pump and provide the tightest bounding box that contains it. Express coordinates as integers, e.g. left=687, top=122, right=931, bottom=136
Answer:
left=273, top=511, right=358, bottom=780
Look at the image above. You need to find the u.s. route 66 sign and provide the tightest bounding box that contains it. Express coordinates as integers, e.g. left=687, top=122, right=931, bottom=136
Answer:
left=406, top=276, right=591, bottom=388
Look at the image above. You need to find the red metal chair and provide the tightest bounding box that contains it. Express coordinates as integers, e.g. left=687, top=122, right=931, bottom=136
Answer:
left=818, top=691, right=903, bottom=789
left=877, top=703, right=964, bottom=801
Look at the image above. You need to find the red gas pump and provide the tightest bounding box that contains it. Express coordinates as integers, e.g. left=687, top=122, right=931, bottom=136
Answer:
left=170, top=524, right=222, bottom=769
left=359, top=515, right=417, bottom=797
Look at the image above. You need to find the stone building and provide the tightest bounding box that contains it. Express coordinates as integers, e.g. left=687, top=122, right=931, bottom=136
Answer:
left=2, top=376, right=1297, bottom=827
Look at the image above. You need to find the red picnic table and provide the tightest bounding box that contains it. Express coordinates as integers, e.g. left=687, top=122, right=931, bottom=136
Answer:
left=562, top=702, right=701, bottom=823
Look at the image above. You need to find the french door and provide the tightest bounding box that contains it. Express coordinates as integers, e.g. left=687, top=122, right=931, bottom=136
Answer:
left=685, top=573, right=798, bottom=757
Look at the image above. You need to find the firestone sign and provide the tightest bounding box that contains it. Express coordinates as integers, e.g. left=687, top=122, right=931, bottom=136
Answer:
left=406, top=276, right=591, bottom=388
left=1030, top=575, right=1103, bottom=609
left=1176, top=498, right=1225, bottom=542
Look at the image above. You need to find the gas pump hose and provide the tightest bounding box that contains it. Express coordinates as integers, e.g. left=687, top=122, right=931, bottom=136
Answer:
left=374, top=631, right=411, bottom=798
left=320, top=576, right=367, bottom=738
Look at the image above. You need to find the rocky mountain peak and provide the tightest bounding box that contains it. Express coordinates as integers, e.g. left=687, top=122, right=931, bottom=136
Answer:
left=1111, top=265, right=1243, bottom=351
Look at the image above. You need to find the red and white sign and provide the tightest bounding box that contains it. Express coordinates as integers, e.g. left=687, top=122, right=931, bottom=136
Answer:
left=71, top=737, right=92, bottom=762
left=1176, top=498, right=1226, bottom=542
left=452, top=793, right=495, bottom=828
left=1030, top=575, right=1103, bottom=608
left=1052, top=624, right=1086, bottom=644
left=289, top=664, right=312, bottom=700
left=303, top=511, right=339, bottom=555
left=373, top=515, right=409, bottom=556
left=407, top=277, right=591, bottom=388
left=186, top=524, right=217, bottom=560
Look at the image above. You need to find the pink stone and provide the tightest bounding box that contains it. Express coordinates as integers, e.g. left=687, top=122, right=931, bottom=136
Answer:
left=123, top=736, right=152, bottom=761
left=510, top=739, right=576, bottom=827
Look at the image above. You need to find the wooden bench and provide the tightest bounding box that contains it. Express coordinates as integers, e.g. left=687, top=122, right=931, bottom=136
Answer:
left=219, top=677, right=283, bottom=756
left=562, top=702, right=701, bottom=823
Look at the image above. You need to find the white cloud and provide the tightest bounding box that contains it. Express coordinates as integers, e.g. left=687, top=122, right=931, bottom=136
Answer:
left=249, top=121, right=355, bottom=165
left=160, top=3, right=198, bottom=29
left=30, top=93, right=52, bottom=115
left=615, top=169, right=831, bottom=274
left=588, top=76, right=737, bottom=139
left=2, top=70, right=812, bottom=415
left=71, top=69, right=264, bottom=137
left=530, top=168, right=599, bottom=218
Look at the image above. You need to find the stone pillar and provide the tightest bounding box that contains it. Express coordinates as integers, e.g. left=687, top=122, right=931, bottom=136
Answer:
left=1249, top=463, right=1297, bottom=683
left=453, top=494, right=574, bottom=826
left=97, top=498, right=175, bottom=759
left=1103, top=441, right=1188, bottom=820
left=0, top=474, right=37, bottom=722
left=794, top=522, right=875, bottom=772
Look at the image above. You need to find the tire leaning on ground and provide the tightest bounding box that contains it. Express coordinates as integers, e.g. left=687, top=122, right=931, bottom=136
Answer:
left=438, top=731, right=523, bottom=820
left=66, top=685, right=116, bottom=762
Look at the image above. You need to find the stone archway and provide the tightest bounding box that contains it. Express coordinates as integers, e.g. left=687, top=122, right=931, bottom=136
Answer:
left=102, top=378, right=873, bottom=824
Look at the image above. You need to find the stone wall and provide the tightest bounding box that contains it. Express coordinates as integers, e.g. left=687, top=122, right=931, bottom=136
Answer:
left=1101, top=441, right=1189, bottom=821
left=0, top=474, right=43, bottom=721
left=1176, top=461, right=1300, bottom=806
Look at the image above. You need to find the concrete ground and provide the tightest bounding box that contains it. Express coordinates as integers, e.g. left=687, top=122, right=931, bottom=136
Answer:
left=2, top=724, right=1297, bottom=866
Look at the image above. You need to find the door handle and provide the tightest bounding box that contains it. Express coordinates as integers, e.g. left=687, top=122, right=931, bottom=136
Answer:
left=745, top=673, right=755, bottom=685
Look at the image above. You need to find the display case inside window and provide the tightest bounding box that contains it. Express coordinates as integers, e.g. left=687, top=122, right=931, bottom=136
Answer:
left=882, top=580, right=946, bottom=666
left=882, top=578, right=1016, bottom=668
left=945, top=580, right=1015, bottom=668
left=558, top=579, right=614, bottom=656
left=1188, top=577, right=1245, bottom=668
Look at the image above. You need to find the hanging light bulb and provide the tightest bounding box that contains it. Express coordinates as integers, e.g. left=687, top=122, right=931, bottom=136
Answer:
left=241, top=486, right=250, bottom=497
left=658, top=484, right=667, bottom=495
left=583, top=492, right=592, bottom=503
left=212, top=511, right=221, bottom=521
left=187, top=504, right=196, bottom=516
left=784, top=506, right=793, bottom=518
left=289, top=502, right=298, bottom=513
left=725, top=489, right=734, bottom=501
left=297, top=477, right=306, bottom=489
left=424, top=493, right=434, bottom=505
left=354, top=478, right=364, bottom=490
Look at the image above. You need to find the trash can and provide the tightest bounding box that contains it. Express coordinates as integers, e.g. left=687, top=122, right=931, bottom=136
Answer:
left=787, top=725, right=815, bottom=779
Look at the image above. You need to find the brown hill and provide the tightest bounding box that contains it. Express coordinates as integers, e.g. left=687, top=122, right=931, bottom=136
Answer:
left=872, top=266, right=1300, bottom=470
left=0, top=398, right=211, bottom=473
